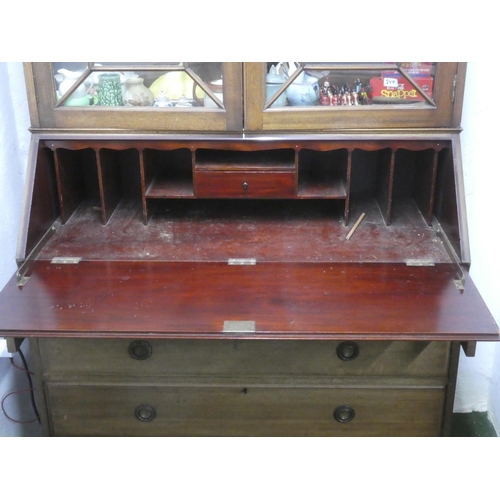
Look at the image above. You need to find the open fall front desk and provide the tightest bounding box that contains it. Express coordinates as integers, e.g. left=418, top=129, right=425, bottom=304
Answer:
left=1, top=62, right=498, bottom=436
left=0, top=135, right=498, bottom=436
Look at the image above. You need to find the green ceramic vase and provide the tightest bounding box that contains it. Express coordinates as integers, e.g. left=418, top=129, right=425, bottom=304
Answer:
left=97, top=73, right=123, bottom=106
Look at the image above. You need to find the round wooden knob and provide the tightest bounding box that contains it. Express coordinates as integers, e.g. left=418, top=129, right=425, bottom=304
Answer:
left=135, top=405, right=156, bottom=422
left=128, top=340, right=152, bottom=360
left=334, top=405, right=355, bottom=423
left=336, top=342, right=359, bottom=361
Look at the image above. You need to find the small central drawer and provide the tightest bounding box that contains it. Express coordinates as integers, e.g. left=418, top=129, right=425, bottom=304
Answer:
left=195, top=148, right=296, bottom=198
left=195, top=170, right=296, bottom=198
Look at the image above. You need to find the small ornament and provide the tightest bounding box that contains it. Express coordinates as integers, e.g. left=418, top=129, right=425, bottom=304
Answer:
left=153, top=91, right=173, bottom=108
left=174, top=95, right=193, bottom=107
left=320, top=81, right=332, bottom=106
left=123, top=77, right=154, bottom=107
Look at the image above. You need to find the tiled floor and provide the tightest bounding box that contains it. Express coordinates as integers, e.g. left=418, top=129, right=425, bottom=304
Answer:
left=2, top=410, right=497, bottom=437
left=451, top=411, right=497, bottom=437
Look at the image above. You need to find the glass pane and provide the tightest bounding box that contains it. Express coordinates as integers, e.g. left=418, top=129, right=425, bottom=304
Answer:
left=53, top=62, right=224, bottom=108
left=265, top=62, right=436, bottom=108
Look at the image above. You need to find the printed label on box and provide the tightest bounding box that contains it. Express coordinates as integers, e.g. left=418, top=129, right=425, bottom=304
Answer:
left=370, top=76, right=433, bottom=102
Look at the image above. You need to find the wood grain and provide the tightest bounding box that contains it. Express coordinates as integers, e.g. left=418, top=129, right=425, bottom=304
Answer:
left=1, top=261, right=498, bottom=340
left=46, top=383, right=446, bottom=436
left=37, top=338, right=452, bottom=379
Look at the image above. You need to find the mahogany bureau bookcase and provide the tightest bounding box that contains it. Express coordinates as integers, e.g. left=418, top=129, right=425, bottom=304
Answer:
left=0, top=62, right=498, bottom=436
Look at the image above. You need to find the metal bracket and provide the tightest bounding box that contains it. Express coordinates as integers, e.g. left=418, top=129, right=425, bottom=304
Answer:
left=461, top=341, right=477, bottom=357
left=18, top=276, right=31, bottom=287
left=6, top=337, right=24, bottom=354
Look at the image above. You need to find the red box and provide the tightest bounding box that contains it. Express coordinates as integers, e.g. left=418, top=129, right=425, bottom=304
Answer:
left=369, top=76, right=433, bottom=102
left=383, top=62, right=434, bottom=76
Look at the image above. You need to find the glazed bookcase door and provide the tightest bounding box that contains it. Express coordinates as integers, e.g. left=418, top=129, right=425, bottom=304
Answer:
left=244, top=62, right=466, bottom=132
left=25, top=62, right=243, bottom=132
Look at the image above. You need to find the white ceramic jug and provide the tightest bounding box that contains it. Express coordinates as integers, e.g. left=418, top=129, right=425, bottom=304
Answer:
left=57, top=68, right=92, bottom=98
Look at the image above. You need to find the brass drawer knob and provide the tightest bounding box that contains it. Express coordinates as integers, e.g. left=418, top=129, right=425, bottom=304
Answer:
left=128, top=340, right=153, bottom=360
left=336, top=341, right=359, bottom=361
left=334, top=405, right=355, bottom=423
left=135, top=405, right=156, bottom=422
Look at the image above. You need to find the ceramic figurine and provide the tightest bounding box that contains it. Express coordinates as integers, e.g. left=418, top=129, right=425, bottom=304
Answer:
left=174, top=95, right=193, bottom=107
left=320, top=81, right=332, bottom=106
left=153, top=91, right=173, bottom=107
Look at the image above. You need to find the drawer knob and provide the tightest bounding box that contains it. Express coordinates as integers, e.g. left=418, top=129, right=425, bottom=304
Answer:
left=135, top=405, right=156, bottom=422
left=242, top=181, right=249, bottom=190
left=334, top=405, right=355, bottom=424
left=336, top=341, right=359, bottom=361
left=128, top=340, right=153, bottom=360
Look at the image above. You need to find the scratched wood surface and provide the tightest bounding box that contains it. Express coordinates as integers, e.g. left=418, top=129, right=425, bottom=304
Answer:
left=1, top=261, right=498, bottom=340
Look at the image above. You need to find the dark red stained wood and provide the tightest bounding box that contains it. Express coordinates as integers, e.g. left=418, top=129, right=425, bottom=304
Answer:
left=0, top=261, right=498, bottom=341
left=45, top=139, right=451, bottom=154
left=25, top=146, right=59, bottom=256
left=195, top=171, right=296, bottom=198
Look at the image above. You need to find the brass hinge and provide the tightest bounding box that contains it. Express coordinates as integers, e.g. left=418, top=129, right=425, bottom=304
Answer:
left=405, top=259, right=435, bottom=267
left=51, top=257, right=82, bottom=264
left=228, top=258, right=256, bottom=266
left=223, top=321, right=256, bottom=333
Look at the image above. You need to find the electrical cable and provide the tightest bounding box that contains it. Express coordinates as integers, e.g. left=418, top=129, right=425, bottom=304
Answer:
left=1, top=388, right=39, bottom=424
left=1, top=347, right=41, bottom=425
left=17, top=347, right=41, bottom=423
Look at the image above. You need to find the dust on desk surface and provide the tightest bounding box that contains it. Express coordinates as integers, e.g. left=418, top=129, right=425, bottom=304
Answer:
left=38, top=198, right=450, bottom=264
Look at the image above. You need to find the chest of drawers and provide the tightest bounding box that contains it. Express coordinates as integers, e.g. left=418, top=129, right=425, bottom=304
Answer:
left=33, top=338, right=456, bottom=436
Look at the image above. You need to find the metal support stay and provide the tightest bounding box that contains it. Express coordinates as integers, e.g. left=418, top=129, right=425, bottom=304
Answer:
left=16, top=220, right=61, bottom=286
left=433, top=218, right=466, bottom=291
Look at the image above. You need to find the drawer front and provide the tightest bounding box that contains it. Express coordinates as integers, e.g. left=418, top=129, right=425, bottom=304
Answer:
left=37, top=338, right=451, bottom=379
left=46, top=384, right=445, bottom=436
left=195, top=170, right=296, bottom=198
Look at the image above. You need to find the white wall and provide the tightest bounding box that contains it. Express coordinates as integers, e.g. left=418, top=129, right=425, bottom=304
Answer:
left=454, top=62, right=500, bottom=428
left=0, top=62, right=37, bottom=436
left=0, top=62, right=499, bottom=433
left=0, top=62, right=30, bottom=287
